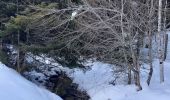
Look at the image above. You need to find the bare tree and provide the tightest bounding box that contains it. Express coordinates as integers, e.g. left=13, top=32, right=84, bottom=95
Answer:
left=25, top=0, right=160, bottom=89
left=120, top=0, right=131, bottom=84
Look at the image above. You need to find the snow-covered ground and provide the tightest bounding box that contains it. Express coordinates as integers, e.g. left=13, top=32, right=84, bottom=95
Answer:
left=24, top=35, right=170, bottom=100
left=27, top=55, right=170, bottom=100
left=67, top=31, right=170, bottom=100
left=1, top=31, right=170, bottom=100
left=69, top=59, right=170, bottom=100
left=0, top=62, right=62, bottom=100
left=1, top=58, right=170, bottom=100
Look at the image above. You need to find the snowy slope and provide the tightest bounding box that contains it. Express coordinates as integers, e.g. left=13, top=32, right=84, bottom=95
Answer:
left=0, top=62, right=62, bottom=100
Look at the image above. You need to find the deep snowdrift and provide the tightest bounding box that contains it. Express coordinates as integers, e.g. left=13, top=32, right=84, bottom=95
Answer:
left=0, top=62, right=62, bottom=100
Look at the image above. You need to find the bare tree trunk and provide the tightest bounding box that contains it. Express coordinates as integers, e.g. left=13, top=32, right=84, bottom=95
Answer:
left=136, top=58, right=142, bottom=91
left=16, top=0, right=20, bottom=72
left=0, top=39, right=2, bottom=50
left=136, top=34, right=142, bottom=91
left=147, top=0, right=154, bottom=86
left=147, top=30, right=153, bottom=85
left=128, top=66, right=132, bottom=84
left=158, top=0, right=164, bottom=83
left=163, top=0, right=167, bottom=29
left=163, top=0, right=168, bottom=61
left=16, top=0, right=19, bottom=13
left=26, top=28, right=29, bottom=44
left=17, top=31, right=20, bottom=72
left=131, top=49, right=142, bottom=91
left=121, top=0, right=131, bottom=84
left=130, top=38, right=142, bottom=90
left=0, top=22, right=2, bottom=50
left=127, top=0, right=141, bottom=89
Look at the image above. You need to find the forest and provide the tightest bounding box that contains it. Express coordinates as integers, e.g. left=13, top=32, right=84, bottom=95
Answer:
left=0, top=0, right=170, bottom=100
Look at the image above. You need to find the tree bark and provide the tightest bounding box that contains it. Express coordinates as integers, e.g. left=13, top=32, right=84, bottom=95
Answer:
left=147, top=29, right=153, bottom=85
left=163, top=0, right=168, bottom=61
left=147, top=0, right=154, bottom=86
left=0, top=39, right=2, bottom=50
left=121, top=0, right=131, bottom=84
left=158, top=0, right=164, bottom=83
left=17, top=31, right=20, bottom=72
left=130, top=41, right=142, bottom=90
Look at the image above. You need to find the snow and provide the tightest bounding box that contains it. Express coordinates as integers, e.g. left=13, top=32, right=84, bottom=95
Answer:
left=71, top=11, right=77, bottom=20
left=70, top=6, right=83, bottom=20
left=5, top=31, right=170, bottom=100
left=0, top=62, right=62, bottom=100
left=67, top=31, right=170, bottom=100
left=23, top=42, right=170, bottom=100
left=70, top=61, right=126, bottom=90
left=67, top=59, right=170, bottom=100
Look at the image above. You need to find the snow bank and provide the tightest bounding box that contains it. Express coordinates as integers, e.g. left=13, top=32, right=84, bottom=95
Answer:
left=0, top=62, right=62, bottom=100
